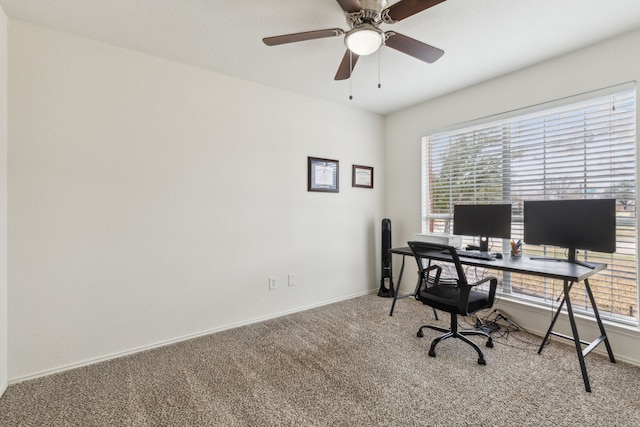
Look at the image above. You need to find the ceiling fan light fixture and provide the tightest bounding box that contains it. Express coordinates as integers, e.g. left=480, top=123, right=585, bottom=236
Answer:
left=345, top=25, right=383, bottom=56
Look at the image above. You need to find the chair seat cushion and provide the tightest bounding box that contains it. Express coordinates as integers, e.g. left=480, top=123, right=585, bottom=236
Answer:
left=418, top=285, right=489, bottom=315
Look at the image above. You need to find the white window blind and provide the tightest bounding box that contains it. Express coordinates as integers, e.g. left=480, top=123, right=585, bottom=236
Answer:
left=422, top=85, right=637, bottom=324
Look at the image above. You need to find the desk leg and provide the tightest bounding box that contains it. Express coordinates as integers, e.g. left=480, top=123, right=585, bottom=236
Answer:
left=538, top=280, right=591, bottom=391
left=538, top=281, right=573, bottom=354
left=389, top=255, right=406, bottom=316
left=538, top=279, right=615, bottom=393
left=563, top=281, right=591, bottom=392
left=584, top=279, right=616, bottom=363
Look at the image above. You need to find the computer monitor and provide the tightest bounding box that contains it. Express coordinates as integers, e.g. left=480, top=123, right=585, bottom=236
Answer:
left=523, top=199, right=616, bottom=262
left=453, top=204, right=512, bottom=252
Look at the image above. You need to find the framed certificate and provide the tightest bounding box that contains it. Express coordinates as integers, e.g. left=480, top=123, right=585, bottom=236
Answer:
left=308, top=157, right=339, bottom=192
left=352, top=165, right=373, bottom=188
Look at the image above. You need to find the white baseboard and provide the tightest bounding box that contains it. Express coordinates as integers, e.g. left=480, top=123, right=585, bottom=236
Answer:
left=9, top=289, right=375, bottom=385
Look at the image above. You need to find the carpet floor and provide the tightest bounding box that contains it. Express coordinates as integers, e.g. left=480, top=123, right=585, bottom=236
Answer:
left=1, top=293, right=639, bottom=426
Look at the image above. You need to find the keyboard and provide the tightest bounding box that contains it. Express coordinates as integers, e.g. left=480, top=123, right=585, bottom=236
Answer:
left=442, top=249, right=496, bottom=260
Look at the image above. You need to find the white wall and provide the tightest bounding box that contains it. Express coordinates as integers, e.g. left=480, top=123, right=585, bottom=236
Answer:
left=385, top=28, right=640, bottom=365
left=0, top=4, right=8, bottom=396
left=7, top=21, right=385, bottom=381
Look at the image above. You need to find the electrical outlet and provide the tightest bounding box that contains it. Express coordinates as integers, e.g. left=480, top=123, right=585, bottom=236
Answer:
left=288, top=273, right=296, bottom=287
left=269, top=277, right=277, bottom=290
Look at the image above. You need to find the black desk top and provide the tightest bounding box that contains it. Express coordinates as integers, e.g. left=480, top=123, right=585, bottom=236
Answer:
left=390, top=246, right=606, bottom=282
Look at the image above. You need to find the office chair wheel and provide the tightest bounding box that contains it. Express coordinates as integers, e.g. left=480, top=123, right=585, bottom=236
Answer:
left=478, top=357, right=486, bottom=365
left=417, top=329, right=424, bottom=338
left=428, top=349, right=436, bottom=357
left=486, top=339, right=494, bottom=348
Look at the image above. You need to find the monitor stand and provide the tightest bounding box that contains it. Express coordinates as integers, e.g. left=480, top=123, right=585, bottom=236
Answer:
left=530, top=248, right=596, bottom=269
left=567, top=248, right=597, bottom=268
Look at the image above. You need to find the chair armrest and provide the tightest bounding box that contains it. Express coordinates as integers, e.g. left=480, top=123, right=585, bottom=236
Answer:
left=475, top=276, right=498, bottom=307
left=457, top=276, right=498, bottom=312
left=425, top=263, right=442, bottom=277
left=421, top=264, right=442, bottom=288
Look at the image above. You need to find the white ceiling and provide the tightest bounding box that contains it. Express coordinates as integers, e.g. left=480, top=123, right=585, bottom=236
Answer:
left=1, top=0, right=640, bottom=115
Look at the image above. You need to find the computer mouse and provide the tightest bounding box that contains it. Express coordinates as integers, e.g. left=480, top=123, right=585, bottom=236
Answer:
left=495, top=253, right=503, bottom=259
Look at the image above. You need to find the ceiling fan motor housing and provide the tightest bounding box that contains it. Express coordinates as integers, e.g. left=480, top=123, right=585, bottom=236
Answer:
left=346, top=0, right=387, bottom=28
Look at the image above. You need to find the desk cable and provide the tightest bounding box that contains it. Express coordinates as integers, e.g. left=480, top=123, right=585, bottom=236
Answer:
left=460, top=307, right=542, bottom=351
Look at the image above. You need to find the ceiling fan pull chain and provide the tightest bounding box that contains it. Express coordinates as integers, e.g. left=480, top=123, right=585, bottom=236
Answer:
left=378, top=47, right=382, bottom=89
left=349, top=51, right=353, bottom=100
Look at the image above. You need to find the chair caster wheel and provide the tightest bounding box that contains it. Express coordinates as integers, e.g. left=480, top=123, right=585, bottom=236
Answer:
left=478, top=358, right=486, bottom=365
left=428, top=350, right=436, bottom=357
left=417, top=330, right=424, bottom=338
left=486, top=340, right=494, bottom=348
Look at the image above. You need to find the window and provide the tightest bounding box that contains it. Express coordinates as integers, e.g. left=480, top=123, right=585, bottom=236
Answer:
left=422, top=84, right=637, bottom=325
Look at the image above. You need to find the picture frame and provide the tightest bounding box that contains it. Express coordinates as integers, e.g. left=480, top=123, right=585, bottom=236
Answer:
left=352, top=164, right=374, bottom=188
left=308, top=157, right=339, bottom=192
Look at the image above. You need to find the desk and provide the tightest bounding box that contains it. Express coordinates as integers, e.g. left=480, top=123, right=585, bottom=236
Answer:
left=388, top=246, right=616, bottom=392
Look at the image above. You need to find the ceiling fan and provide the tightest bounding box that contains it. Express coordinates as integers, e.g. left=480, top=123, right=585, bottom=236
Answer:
left=263, top=0, right=446, bottom=80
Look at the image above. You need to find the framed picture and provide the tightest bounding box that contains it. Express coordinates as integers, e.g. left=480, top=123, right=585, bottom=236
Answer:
left=308, top=157, right=339, bottom=192
left=352, top=165, right=374, bottom=188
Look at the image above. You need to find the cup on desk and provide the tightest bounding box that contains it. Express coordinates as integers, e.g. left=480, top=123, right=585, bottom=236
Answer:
left=510, top=240, right=522, bottom=257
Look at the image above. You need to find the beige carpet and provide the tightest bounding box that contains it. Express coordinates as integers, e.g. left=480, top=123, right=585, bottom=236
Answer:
left=1, top=293, right=639, bottom=426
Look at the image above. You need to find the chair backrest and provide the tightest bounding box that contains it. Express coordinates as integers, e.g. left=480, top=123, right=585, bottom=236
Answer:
left=407, top=241, right=467, bottom=285
left=408, top=240, right=498, bottom=315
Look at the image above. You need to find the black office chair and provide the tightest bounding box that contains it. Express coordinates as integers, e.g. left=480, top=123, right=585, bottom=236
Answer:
left=408, top=241, right=498, bottom=365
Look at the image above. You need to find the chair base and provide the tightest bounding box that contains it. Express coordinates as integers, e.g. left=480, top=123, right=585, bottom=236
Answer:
left=417, top=324, right=493, bottom=365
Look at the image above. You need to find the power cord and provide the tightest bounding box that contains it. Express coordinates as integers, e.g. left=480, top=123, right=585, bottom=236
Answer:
left=466, top=309, right=544, bottom=350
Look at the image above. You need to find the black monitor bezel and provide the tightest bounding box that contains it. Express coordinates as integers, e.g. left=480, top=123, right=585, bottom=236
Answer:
left=523, top=199, right=617, bottom=255
left=453, top=204, right=512, bottom=251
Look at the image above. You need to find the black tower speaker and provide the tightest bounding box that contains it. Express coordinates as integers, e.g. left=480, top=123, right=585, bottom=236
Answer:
left=378, top=218, right=394, bottom=298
